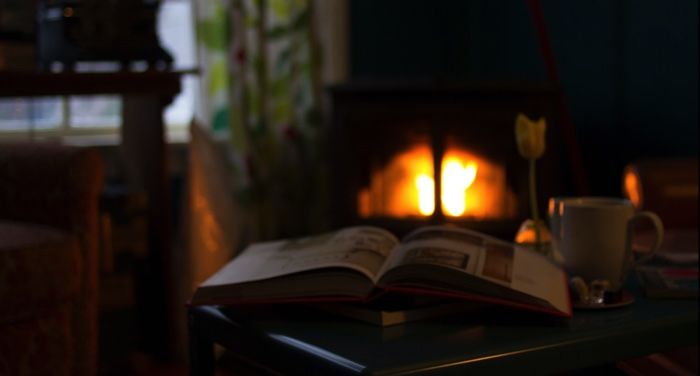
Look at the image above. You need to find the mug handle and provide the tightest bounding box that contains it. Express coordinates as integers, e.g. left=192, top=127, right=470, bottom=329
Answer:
left=629, top=211, right=664, bottom=264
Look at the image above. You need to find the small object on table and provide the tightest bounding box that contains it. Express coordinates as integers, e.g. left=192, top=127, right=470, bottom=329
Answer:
left=637, top=266, right=698, bottom=299
left=514, top=218, right=553, bottom=258
left=513, top=113, right=551, bottom=258
left=570, top=276, right=635, bottom=309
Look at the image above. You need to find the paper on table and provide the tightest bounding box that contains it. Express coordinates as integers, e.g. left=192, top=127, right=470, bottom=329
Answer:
left=635, top=229, right=698, bottom=264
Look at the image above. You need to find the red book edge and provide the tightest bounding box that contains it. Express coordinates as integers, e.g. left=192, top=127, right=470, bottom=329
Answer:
left=383, top=284, right=572, bottom=319
left=186, top=295, right=365, bottom=308
left=187, top=273, right=573, bottom=319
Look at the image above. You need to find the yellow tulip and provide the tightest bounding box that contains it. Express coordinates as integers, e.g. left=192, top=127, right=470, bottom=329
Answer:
left=515, top=113, right=546, bottom=160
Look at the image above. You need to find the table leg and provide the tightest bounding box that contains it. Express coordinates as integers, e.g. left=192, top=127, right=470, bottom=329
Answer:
left=189, top=309, right=216, bottom=376
left=121, top=94, right=173, bottom=358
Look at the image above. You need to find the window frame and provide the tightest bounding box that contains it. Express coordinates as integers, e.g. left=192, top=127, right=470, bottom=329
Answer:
left=0, top=0, right=196, bottom=143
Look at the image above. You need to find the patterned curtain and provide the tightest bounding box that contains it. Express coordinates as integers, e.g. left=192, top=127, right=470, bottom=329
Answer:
left=195, top=0, right=326, bottom=242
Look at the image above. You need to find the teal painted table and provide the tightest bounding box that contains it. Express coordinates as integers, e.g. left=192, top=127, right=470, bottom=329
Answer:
left=188, top=281, right=698, bottom=375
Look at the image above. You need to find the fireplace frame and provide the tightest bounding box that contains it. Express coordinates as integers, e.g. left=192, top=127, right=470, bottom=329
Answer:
left=327, top=81, right=565, bottom=239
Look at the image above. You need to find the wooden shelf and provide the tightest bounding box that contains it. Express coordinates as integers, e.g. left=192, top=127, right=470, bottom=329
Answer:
left=0, top=71, right=182, bottom=98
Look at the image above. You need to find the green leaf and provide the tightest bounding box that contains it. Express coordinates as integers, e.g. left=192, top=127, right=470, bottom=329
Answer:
left=293, top=0, right=309, bottom=13
left=212, top=108, right=230, bottom=132
left=207, top=60, right=229, bottom=95
left=270, top=0, right=291, bottom=19
left=269, top=76, right=291, bottom=98
left=195, top=6, right=230, bottom=51
left=272, top=100, right=292, bottom=123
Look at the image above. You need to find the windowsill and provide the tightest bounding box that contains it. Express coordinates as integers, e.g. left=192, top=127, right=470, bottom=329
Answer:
left=0, top=127, right=190, bottom=147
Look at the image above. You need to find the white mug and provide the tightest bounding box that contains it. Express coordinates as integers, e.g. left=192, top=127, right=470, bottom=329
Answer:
left=548, top=197, right=623, bottom=263
left=548, top=197, right=664, bottom=291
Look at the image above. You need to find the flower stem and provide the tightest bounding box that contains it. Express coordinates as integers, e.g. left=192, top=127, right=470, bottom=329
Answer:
left=529, top=158, right=541, bottom=250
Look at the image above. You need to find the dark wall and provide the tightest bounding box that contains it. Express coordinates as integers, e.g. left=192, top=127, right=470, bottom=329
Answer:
left=350, top=0, right=698, bottom=196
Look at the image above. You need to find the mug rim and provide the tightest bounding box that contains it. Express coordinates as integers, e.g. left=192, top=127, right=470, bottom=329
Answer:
left=552, top=196, right=634, bottom=209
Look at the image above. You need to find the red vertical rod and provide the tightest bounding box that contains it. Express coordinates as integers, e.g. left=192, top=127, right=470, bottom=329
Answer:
left=527, top=0, right=590, bottom=195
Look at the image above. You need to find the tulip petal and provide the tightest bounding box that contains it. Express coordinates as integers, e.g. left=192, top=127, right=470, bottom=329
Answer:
left=514, top=113, right=546, bottom=159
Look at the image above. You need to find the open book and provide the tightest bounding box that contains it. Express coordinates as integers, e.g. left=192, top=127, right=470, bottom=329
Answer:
left=191, top=226, right=572, bottom=318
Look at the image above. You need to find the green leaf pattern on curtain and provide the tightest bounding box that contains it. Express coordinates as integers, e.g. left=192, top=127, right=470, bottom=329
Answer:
left=195, top=0, right=325, bottom=241
left=195, top=0, right=231, bottom=132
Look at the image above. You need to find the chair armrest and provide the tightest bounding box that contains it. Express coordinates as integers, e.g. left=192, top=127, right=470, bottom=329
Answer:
left=0, top=142, right=104, bottom=233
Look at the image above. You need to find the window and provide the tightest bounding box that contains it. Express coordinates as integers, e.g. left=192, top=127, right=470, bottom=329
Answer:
left=0, top=0, right=197, bottom=141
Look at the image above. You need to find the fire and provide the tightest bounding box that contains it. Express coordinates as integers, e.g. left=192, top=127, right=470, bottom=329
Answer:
left=441, top=158, right=478, bottom=216
left=415, top=174, right=435, bottom=216
left=416, top=159, right=478, bottom=216
left=623, top=168, right=642, bottom=209
left=358, top=144, right=515, bottom=219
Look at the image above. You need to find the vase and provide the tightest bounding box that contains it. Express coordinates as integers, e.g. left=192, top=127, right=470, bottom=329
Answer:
left=514, top=218, right=553, bottom=257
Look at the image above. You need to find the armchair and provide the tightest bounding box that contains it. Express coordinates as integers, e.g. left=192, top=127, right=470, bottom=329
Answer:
left=0, top=143, right=103, bottom=376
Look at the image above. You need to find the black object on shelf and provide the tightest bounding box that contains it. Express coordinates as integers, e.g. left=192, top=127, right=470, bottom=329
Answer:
left=36, top=0, right=173, bottom=71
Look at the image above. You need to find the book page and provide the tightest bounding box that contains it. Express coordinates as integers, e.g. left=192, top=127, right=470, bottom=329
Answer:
left=505, top=245, right=570, bottom=314
left=201, top=226, right=399, bottom=288
left=377, top=225, right=569, bottom=314
left=376, top=225, right=488, bottom=279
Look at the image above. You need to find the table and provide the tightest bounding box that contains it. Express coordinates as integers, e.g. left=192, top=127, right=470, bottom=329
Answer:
left=188, top=279, right=698, bottom=375
left=0, top=71, right=181, bottom=357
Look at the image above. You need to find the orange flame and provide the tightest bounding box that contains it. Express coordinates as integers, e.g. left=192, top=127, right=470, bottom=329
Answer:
left=415, top=158, right=479, bottom=216
left=358, top=144, right=515, bottom=219
left=441, top=158, right=478, bottom=216
left=415, top=173, right=435, bottom=216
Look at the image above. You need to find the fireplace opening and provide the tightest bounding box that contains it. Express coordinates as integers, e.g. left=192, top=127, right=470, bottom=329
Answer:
left=328, top=82, right=565, bottom=239
left=357, top=142, right=517, bottom=220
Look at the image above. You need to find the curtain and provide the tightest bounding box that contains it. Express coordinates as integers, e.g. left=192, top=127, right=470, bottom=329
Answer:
left=194, top=0, right=327, bottom=243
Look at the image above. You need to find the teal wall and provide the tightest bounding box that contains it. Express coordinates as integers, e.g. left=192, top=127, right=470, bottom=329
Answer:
left=350, top=0, right=698, bottom=195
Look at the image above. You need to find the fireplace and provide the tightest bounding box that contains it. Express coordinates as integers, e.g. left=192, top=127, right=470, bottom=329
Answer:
left=328, top=82, right=564, bottom=239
